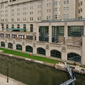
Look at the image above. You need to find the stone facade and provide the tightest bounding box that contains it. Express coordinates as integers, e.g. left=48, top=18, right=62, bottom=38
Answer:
left=0, top=0, right=85, bottom=65
left=0, top=21, right=85, bottom=65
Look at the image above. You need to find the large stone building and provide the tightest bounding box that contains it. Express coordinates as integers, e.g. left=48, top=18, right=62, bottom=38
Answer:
left=0, top=0, right=85, bottom=65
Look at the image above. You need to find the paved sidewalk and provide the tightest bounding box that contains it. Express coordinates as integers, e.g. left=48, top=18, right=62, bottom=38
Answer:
left=0, top=74, right=26, bottom=85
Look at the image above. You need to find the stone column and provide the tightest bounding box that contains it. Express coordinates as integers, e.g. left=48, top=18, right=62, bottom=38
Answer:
left=4, top=32, right=6, bottom=38
left=84, top=22, right=85, bottom=35
left=64, top=22, right=68, bottom=44
left=33, top=43, right=37, bottom=54
left=0, top=24, right=2, bottom=31
left=22, top=41, right=25, bottom=52
left=61, top=45, right=67, bottom=61
left=81, top=36, right=85, bottom=65
left=5, top=43, right=8, bottom=48
left=46, top=44, right=50, bottom=57
left=36, top=24, right=39, bottom=41
left=10, top=32, right=12, bottom=38
left=49, top=23, right=52, bottom=43
left=5, top=39, right=8, bottom=48
left=46, top=49, right=50, bottom=57
left=13, top=40, right=16, bottom=50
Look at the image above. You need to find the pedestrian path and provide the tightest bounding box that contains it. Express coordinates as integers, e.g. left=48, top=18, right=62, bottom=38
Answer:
left=0, top=74, right=26, bottom=85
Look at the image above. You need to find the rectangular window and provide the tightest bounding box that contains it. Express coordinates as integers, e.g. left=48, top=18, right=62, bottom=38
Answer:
left=68, top=26, right=84, bottom=37
left=26, top=35, right=33, bottom=40
left=52, top=26, right=64, bottom=42
left=12, top=34, right=17, bottom=38
left=6, top=34, right=10, bottom=38
left=0, top=33, right=4, bottom=37
left=67, top=0, right=69, bottom=4
left=18, top=35, right=24, bottom=39
left=39, top=26, right=49, bottom=42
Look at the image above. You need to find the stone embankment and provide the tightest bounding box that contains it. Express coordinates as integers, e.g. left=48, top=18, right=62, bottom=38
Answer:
left=0, top=52, right=85, bottom=75
left=55, top=62, right=85, bottom=74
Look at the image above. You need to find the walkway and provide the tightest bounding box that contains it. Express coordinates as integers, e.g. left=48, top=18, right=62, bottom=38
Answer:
left=60, top=62, right=76, bottom=85
left=0, top=74, right=26, bottom=85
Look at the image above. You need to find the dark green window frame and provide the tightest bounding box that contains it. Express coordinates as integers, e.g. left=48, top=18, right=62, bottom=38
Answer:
left=26, top=46, right=33, bottom=53
left=39, top=26, right=49, bottom=42
left=16, top=44, right=22, bottom=51
left=68, top=26, right=84, bottom=37
left=52, top=26, right=64, bottom=43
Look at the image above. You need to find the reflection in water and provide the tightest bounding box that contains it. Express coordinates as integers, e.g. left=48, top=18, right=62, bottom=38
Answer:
left=0, top=54, right=85, bottom=85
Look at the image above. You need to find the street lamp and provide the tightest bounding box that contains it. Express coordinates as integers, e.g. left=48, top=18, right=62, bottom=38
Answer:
left=6, top=64, right=9, bottom=83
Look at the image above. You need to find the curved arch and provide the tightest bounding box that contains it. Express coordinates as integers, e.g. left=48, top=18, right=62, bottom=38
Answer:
left=16, top=44, right=22, bottom=51
left=51, top=50, right=61, bottom=58
left=67, top=52, right=81, bottom=62
left=1, top=41, right=5, bottom=47
left=8, top=43, right=13, bottom=49
left=37, top=47, right=46, bottom=55
left=26, top=45, right=33, bottom=53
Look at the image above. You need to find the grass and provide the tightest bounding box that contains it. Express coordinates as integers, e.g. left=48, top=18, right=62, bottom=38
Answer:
left=80, top=65, right=85, bottom=68
left=0, top=48, right=60, bottom=64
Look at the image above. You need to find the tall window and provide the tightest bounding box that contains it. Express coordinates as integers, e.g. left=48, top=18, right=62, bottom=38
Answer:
left=2, top=24, right=4, bottom=31
left=17, top=24, right=20, bottom=28
left=67, top=0, right=69, bottom=4
left=68, top=26, right=84, bottom=37
left=39, top=26, right=49, bottom=42
left=52, top=26, right=64, bottom=42
left=6, top=24, right=8, bottom=31
left=30, top=24, right=33, bottom=32
left=23, top=24, right=26, bottom=32
left=12, top=24, right=14, bottom=28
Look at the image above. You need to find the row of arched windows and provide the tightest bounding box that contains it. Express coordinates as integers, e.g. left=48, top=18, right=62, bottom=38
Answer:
left=1, top=41, right=81, bottom=63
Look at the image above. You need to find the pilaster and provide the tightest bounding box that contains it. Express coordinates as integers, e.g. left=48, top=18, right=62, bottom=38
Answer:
left=49, top=23, right=52, bottom=43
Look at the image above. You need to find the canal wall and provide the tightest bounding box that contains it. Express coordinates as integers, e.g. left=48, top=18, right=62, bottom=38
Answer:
left=0, top=52, right=85, bottom=75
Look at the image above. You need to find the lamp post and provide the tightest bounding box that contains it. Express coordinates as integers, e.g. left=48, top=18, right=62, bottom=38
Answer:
left=6, top=64, right=9, bottom=83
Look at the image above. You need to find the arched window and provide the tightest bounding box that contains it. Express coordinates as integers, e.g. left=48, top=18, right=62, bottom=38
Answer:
left=23, top=24, right=26, bottom=32
left=26, top=46, right=33, bottom=53
left=12, top=24, right=14, bottom=28
left=2, top=23, right=4, bottom=31
left=1, top=42, right=5, bottom=47
left=17, top=24, right=20, bottom=28
left=51, top=50, right=61, bottom=58
left=67, top=53, right=81, bottom=62
left=16, top=44, right=22, bottom=51
left=37, top=48, right=46, bottom=55
left=30, top=24, right=33, bottom=32
left=6, top=24, right=8, bottom=31
left=8, top=43, right=13, bottom=49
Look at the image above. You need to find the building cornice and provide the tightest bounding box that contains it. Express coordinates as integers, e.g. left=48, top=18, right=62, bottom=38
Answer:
left=8, top=0, right=39, bottom=6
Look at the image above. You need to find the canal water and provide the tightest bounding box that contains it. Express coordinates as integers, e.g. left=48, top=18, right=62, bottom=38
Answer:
left=0, top=54, right=85, bottom=85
